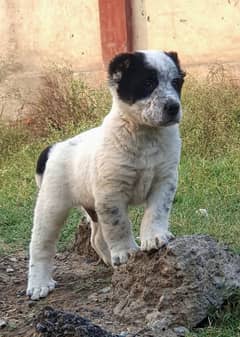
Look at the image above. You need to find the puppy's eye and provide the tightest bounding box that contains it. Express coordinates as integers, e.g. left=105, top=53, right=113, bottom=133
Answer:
left=144, top=78, right=158, bottom=91
left=171, top=77, right=184, bottom=93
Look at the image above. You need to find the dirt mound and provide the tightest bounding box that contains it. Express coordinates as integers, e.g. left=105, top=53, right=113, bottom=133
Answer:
left=72, top=218, right=99, bottom=262
left=111, top=235, right=240, bottom=332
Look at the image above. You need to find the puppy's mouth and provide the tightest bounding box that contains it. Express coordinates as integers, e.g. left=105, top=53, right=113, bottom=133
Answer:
left=159, top=119, right=179, bottom=127
left=161, top=121, right=179, bottom=126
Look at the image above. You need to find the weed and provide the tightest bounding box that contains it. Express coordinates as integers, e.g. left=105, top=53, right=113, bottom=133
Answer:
left=25, top=65, right=110, bottom=136
left=181, top=64, right=240, bottom=157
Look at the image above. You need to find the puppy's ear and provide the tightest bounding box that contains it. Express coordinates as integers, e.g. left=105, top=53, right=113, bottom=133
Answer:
left=108, top=53, right=135, bottom=83
left=165, top=51, right=186, bottom=77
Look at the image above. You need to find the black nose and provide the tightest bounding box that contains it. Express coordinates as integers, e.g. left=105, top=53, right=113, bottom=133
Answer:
left=164, top=101, right=180, bottom=116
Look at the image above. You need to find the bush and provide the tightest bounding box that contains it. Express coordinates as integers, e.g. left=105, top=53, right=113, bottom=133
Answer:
left=25, top=65, right=111, bottom=136
left=181, top=64, right=240, bottom=157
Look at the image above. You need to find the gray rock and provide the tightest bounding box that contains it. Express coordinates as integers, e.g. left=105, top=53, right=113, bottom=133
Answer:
left=6, top=267, right=14, bottom=273
left=0, top=319, right=7, bottom=328
left=173, top=326, right=190, bottom=336
left=111, top=235, right=240, bottom=330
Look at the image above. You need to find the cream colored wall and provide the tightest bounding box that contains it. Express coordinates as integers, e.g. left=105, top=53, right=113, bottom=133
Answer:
left=0, top=0, right=102, bottom=70
left=0, top=0, right=104, bottom=119
left=132, top=0, right=240, bottom=69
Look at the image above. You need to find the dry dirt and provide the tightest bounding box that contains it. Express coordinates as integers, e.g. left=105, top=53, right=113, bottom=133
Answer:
left=0, top=232, right=240, bottom=337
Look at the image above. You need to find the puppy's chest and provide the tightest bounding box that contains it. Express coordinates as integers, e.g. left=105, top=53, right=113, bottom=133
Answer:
left=130, top=168, right=155, bottom=204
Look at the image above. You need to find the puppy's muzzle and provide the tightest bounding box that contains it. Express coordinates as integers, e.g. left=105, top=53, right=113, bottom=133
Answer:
left=162, top=99, right=180, bottom=125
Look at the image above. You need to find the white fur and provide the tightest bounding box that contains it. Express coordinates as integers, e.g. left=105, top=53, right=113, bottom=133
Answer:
left=27, top=50, right=182, bottom=300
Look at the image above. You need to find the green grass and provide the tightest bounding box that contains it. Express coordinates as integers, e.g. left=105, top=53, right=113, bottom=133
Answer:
left=0, top=70, right=239, bottom=336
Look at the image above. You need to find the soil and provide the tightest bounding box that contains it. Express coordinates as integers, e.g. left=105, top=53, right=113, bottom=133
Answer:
left=0, top=251, right=116, bottom=337
left=0, top=233, right=239, bottom=337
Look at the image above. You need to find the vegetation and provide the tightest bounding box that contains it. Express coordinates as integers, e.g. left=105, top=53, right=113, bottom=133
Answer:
left=0, top=66, right=239, bottom=336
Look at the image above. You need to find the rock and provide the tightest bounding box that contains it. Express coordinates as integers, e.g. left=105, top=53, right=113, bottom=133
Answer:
left=196, top=209, right=208, bottom=217
left=99, top=286, right=111, bottom=294
left=35, top=306, right=119, bottom=336
left=111, top=235, right=240, bottom=330
left=28, top=300, right=37, bottom=308
left=6, top=267, right=14, bottom=273
left=9, top=257, right=17, bottom=263
left=0, top=319, right=7, bottom=328
left=173, top=326, right=190, bottom=336
left=16, top=289, right=26, bottom=297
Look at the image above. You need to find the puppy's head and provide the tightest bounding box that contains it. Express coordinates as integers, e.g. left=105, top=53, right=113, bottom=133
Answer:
left=108, top=50, right=185, bottom=127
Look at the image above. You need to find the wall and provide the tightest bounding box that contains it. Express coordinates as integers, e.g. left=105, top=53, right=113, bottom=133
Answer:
left=0, top=0, right=103, bottom=119
left=132, top=0, right=240, bottom=72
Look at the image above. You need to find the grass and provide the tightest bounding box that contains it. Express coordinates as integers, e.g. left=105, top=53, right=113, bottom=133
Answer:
left=0, top=67, right=239, bottom=336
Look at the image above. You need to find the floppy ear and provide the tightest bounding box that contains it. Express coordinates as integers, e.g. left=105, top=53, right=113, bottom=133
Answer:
left=165, top=51, right=186, bottom=77
left=108, top=53, right=135, bottom=83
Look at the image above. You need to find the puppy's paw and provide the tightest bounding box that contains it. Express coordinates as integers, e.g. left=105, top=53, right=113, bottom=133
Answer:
left=141, top=230, right=174, bottom=251
left=27, top=278, right=56, bottom=300
left=111, top=243, right=139, bottom=267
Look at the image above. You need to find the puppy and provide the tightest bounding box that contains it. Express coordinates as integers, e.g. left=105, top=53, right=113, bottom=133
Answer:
left=27, top=50, right=185, bottom=300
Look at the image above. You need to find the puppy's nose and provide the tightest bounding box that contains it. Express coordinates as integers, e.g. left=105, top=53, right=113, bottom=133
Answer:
left=164, top=101, right=180, bottom=116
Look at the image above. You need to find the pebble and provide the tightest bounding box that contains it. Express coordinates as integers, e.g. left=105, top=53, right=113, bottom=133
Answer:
left=9, top=257, right=17, bottom=263
left=17, top=289, right=26, bottom=297
left=196, top=208, right=208, bottom=217
left=0, top=319, right=7, bottom=328
left=6, top=267, right=14, bottom=273
left=28, top=300, right=37, bottom=308
left=173, top=326, right=190, bottom=336
left=148, top=318, right=169, bottom=332
left=99, top=286, right=111, bottom=294
left=119, top=332, right=128, bottom=337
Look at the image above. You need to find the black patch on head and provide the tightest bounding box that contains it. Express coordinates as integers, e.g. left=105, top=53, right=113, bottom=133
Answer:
left=36, top=145, right=52, bottom=175
left=165, top=51, right=186, bottom=96
left=108, top=52, right=159, bottom=104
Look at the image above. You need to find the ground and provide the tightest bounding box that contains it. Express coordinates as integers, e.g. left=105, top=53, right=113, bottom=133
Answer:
left=1, top=234, right=240, bottom=337
left=0, top=252, right=124, bottom=337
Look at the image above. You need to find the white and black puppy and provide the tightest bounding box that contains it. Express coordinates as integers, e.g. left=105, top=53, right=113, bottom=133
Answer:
left=27, top=50, right=185, bottom=300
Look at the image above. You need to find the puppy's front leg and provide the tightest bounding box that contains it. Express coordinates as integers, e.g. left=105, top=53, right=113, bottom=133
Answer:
left=140, top=174, right=177, bottom=251
left=96, top=196, right=138, bottom=266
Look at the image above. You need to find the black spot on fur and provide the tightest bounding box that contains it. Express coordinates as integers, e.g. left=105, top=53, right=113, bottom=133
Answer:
left=36, top=145, right=53, bottom=175
left=108, top=52, right=158, bottom=104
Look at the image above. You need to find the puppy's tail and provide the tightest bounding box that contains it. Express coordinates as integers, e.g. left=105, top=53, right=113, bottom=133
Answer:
left=35, top=145, right=53, bottom=188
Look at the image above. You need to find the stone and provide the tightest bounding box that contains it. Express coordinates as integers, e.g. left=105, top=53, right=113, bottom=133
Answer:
left=6, top=267, right=14, bottom=273
left=173, top=326, right=190, bottom=336
left=111, top=235, right=240, bottom=330
left=0, top=319, right=7, bottom=328
left=35, top=306, right=119, bottom=337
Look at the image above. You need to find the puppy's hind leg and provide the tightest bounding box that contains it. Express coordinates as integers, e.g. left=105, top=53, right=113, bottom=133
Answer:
left=27, top=187, right=70, bottom=300
left=90, top=221, right=111, bottom=265
left=82, top=208, right=111, bottom=265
